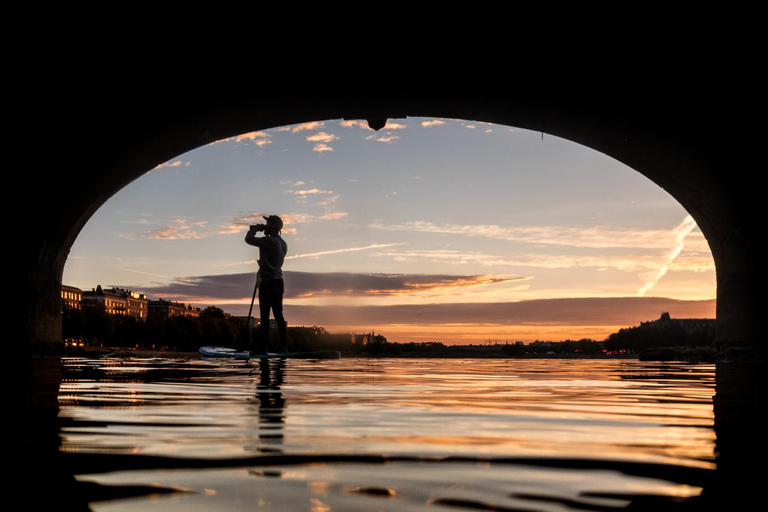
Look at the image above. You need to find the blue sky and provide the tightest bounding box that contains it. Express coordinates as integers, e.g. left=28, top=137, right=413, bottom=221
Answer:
left=63, top=118, right=715, bottom=343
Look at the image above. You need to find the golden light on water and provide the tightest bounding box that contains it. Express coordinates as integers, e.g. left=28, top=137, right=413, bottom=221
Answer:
left=338, top=323, right=626, bottom=344
left=64, top=357, right=716, bottom=511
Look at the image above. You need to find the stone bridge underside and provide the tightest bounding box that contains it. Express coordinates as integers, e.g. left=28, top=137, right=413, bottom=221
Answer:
left=23, top=91, right=761, bottom=353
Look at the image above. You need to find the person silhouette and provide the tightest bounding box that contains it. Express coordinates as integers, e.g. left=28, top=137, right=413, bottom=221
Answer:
left=245, top=215, right=288, bottom=354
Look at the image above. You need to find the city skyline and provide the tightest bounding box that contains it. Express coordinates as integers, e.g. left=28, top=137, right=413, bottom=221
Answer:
left=63, top=117, right=716, bottom=343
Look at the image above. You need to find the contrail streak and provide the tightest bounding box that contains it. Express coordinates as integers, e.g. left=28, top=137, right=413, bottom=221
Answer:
left=116, top=268, right=174, bottom=279
left=636, top=215, right=698, bottom=296
left=286, top=243, right=407, bottom=260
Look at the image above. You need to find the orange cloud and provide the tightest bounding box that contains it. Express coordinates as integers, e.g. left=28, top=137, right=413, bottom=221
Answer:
left=292, top=122, right=324, bottom=132
left=132, top=219, right=208, bottom=240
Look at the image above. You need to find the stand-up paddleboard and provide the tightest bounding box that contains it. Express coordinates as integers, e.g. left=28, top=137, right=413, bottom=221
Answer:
left=200, top=346, right=341, bottom=360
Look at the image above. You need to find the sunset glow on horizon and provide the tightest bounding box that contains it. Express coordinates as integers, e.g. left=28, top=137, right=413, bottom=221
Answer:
left=63, top=118, right=716, bottom=344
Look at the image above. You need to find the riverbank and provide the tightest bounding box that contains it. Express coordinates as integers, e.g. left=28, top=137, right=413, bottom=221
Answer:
left=370, top=351, right=640, bottom=360
left=638, top=345, right=762, bottom=363
left=56, top=345, right=632, bottom=360
left=49, top=344, right=761, bottom=363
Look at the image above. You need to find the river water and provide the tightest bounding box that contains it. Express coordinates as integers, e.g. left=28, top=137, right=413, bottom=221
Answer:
left=57, top=356, right=720, bottom=511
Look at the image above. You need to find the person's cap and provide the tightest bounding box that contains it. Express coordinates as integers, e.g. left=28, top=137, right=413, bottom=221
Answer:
left=263, top=215, right=283, bottom=230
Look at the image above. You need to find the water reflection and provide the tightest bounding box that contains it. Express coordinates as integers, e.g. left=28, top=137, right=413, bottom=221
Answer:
left=250, top=360, right=285, bottom=451
left=43, top=357, right=761, bottom=510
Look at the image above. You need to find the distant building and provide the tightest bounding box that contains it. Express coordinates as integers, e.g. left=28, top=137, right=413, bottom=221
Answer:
left=81, top=286, right=148, bottom=318
left=148, top=298, right=201, bottom=318
left=61, top=285, right=83, bottom=310
left=108, top=288, right=148, bottom=318
left=82, top=285, right=129, bottom=316
left=352, top=331, right=387, bottom=345
left=643, top=312, right=716, bottom=332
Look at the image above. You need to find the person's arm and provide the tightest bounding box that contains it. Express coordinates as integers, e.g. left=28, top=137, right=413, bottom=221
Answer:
left=245, top=224, right=266, bottom=246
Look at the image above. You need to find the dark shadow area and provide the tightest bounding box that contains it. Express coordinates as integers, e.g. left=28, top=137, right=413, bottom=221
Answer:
left=24, top=356, right=763, bottom=511
left=24, top=92, right=761, bottom=350
left=21, top=91, right=763, bottom=510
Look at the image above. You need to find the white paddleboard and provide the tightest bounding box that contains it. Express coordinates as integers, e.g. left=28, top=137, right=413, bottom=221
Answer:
left=200, top=346, right=341, bottom=360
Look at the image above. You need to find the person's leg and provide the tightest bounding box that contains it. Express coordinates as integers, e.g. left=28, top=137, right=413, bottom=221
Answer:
left=271, top=279, right=287, bottom=352
left=257, top=281, right=276, bottom=353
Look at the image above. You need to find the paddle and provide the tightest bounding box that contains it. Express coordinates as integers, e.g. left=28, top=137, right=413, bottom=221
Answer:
left=234, top=272, right=259, bottom=351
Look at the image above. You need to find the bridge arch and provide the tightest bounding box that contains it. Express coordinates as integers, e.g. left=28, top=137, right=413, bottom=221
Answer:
left=25, top=92, right=759, bottom=351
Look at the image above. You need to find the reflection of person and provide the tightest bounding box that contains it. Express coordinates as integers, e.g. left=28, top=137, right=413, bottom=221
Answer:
left=257, top=359, right=286, bottom=447
left=245, top=215, right=287, bottom=354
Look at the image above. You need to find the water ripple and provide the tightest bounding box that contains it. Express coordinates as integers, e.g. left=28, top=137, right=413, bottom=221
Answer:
left=58, top=357, right=716, bottom=511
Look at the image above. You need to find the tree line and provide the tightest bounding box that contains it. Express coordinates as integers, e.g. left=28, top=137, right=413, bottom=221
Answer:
left=62, top=304, right=363, bottom=354
left=602, top=321, right=715, bottom=353
left=63, top=304, right=716, bottom=355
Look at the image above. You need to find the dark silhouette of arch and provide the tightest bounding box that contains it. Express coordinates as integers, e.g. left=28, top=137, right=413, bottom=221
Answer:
left=23, top=91, right=760, bottom=352
left=20, top=89, right=762, bottom=511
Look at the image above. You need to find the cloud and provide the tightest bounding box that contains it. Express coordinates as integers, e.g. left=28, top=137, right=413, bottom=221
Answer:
left=125, top=205, right=350, bottom=241
left=153, top=160, right=190, bottom=170
left=340, top=120, right=371, bottom=129
left=289, top=128, right=340, bottom=152
left=383, top=121, right=407, bottom=130
left=377, top=248, right=712, bottom=272
left=306, top=132, right=338, bottom=144
left=282, top=185, right=342, bottom=210
left=422, top=120, right=446, bottom=128
left=292, top=122, right=324, bottom=133
left=279, top=297, right=717, bottom=336
left=317, top=195, right=339, bottom=206
left=127, top=219, right=209, bottom=240
left=128, top=271, right=716, bottom=342
left=374, top=134, right=401, bottom=143
left=137, top=273, right=254, bottom=301
left=219, top=210, right=349, bottom=240
left=212, top=131, right=272, bottom=148
left=286, top=188, right=333, bottom=195
left=217, top=213, right=267, bottom=235
left=133, top=270, right=524, bottom=302
left=370, top=219, right=703, bottom=251
left=234, top=131, right=272, bottom=147
left=284, top=188, right=335, bottom=201
left=319, top=211, right=347, bottom=220
left=284, top=272, right=520, bottom=299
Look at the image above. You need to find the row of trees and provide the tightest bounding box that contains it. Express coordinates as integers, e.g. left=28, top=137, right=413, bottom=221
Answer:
left=603, top=321, right=715, bottom=353
left=63, top=304, right=715, bottom=355
left=501, top=338, right=604, bottom=356
left=62, top=304, right=365, bottom=354
left=498, top=322, right=714, bottom=356
left=63, top=304, right=243, bottom=350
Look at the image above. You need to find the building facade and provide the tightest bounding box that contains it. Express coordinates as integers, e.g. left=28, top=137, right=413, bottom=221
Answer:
left=643, top=312, right=716, bottom=332
left=78, top=285, right=149, bottom=318
left=352, top=331, right=387, bottom=346
left=82, top=285, right=129, bottom=316
left=61, top=285, right=83, bottom=310
left=64, top=284, right=201, bottom=320
left=120, top=289, right=149, bottom=319
left=148, top=298, right=201, bottom=318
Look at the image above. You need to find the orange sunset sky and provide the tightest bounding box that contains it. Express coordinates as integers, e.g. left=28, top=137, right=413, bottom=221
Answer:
left=63, top=118, right=716, bottom=344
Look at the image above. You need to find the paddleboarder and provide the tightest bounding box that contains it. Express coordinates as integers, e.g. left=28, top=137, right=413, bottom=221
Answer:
left=245, top=215, right=288, bottom=354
